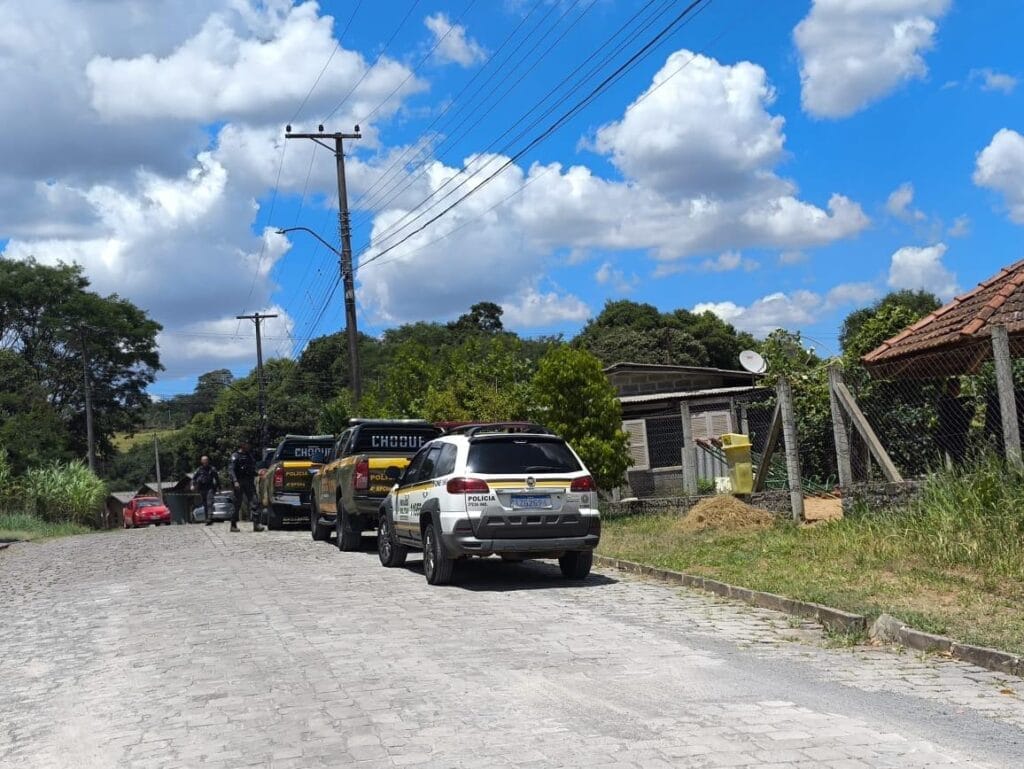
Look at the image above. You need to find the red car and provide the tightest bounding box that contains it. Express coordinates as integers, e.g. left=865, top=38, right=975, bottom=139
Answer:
left=123, top=496, right=172, bottom=528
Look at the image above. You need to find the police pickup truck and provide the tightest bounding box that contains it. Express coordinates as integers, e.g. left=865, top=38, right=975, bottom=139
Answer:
left=309, top=419, right=441, bottom=550
left=257, top=434, right=334, bottom=530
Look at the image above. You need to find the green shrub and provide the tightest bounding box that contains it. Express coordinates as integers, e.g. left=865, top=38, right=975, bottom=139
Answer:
left=22, top=461, right=106, bottom=525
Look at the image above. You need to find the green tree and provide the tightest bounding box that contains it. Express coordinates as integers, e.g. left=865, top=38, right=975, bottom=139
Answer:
left=0, top=258, right=161, bottom=459
left=839, top=290, right=941, bottom=357
left=448, top=301, right=505, bottom=334
left=531, top=346, right=630, bottom=490
left=0, top=350, right=70, bottom=472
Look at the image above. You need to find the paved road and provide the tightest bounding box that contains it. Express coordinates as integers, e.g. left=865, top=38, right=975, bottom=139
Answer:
left=2, top=526, right=1023, bottom=769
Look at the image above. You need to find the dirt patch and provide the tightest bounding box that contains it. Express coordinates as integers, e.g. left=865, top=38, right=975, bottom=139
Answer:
left=676, top=495, right=775, bottom=533
left=803, top=496, right=843, bottom=523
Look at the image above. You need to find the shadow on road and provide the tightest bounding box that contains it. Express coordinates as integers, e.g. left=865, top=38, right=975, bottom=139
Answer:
left=409, top=556, right=616, bottom=592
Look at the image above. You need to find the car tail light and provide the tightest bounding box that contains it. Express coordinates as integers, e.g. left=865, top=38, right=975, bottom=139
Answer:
left=446, top=477, right=489, bottom=494
left=273, top=466, right=284, bottom=489
left=354, top=458, right=369, bottom=491
left=570, top=475, right=596, bottom=492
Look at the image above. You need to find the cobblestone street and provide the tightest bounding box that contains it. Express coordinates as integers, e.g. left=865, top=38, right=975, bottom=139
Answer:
left=2, top=526, right=1023, bottom=768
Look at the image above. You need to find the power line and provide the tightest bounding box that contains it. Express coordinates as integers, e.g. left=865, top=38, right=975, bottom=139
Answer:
left=358, top=0, right=670, bottom=256
left=348, top=0, right=549, bottom=213
left=358, top=0, right=479, bottom=127
left=351, top=0, right=588, bottom=227
left=359, top=25, right=728, bottom=276
left=322, top=0, right=423, bottom=123
left=289, top=0, right=364, bottom=125
left=358, top=0, right=713, bottom=271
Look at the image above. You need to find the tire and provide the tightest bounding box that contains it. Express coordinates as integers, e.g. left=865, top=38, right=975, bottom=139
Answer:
left=558, top=550, right=593, bottom=580
left=123, top=518, right=130, bottom=530
left=310, top=498, right=330, bottom=542
left=377, top=512, right=408, bottom=567
left=266, top=506, right=283, bottom=531
left=336, top=506, right=361, bottom=552
left=422, top=522, right=453, bottom=586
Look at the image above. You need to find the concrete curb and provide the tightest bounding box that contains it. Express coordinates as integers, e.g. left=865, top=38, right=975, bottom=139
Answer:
left=592, top=555, right=866, bottom=633
left=870, top=613, right=1023, bottom=678
left=594, top=555, right=1023, bottom=679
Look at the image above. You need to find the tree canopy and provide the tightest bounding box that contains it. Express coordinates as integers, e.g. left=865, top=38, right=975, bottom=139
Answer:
left=574, top=300, right=756, bottom=370
left=0, top=258, right=161, bottom=462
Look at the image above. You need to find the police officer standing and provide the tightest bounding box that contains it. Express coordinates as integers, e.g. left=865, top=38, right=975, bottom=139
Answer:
left=191, top=455, right=220, bottom=525
left=229, top=440, right=264, bottom=532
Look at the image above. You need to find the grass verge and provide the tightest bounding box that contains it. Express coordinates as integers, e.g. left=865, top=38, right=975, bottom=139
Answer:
left=600, top=463, right=1024, bottom=656
left=0, top=512, right=92, bottom=542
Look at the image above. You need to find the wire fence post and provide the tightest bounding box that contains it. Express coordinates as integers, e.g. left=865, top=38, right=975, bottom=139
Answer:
left=679, top=401, right=698, bottom=495
left=991, top=324, right=1022, bottom=469
left=828, top=363, right=853, bottom=490
left=777, top=376, right=804, bottom=522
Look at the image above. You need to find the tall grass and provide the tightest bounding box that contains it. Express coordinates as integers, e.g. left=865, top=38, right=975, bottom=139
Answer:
left=21, top=461, right=106, bottom=525
left=886, top=458, right=1024, bottom=579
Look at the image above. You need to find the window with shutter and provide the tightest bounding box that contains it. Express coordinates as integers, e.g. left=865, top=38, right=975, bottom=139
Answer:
left=709, top=410, right=732, bottom=437
left=621, top=419, right=650, bottom=471
left=690, top=409, right=733, bottom=440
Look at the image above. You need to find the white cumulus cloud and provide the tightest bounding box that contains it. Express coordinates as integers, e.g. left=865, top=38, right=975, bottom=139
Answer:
left=500, top=288, right=590, bottom=329
left=969, top=68, right=1018, bottom=94
left=888, top=243, right=957, bottom=298
left=794, top=0, right=951, bottom=119
left=974, top=128, right=1024, bottom=223
left=424, top=12, right=486, bottom=68
left=885, top=182, right=926, bottom=221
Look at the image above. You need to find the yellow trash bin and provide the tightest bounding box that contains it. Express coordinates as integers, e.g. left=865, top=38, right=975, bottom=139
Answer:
left=720, top=433, right=753, bottom=495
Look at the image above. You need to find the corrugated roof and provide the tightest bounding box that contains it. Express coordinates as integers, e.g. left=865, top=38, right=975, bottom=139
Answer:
left=603, top=362, right=759, bottom=377
left=862, top=259, right=1024, bottom=377
left=107, top=491, right=136, bottom=504
left=618, top=385, right=768, bottom=404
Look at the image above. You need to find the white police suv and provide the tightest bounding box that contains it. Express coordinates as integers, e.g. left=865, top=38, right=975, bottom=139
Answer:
left=376, top=423, right=601, bottom=585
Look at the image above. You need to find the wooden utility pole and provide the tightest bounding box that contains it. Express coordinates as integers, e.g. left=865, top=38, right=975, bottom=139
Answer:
left=154, top=435, right=164, bottom=505
left=991, top=325, right=1022, bottom=468
left=285, top=125, right=362, bottom=401
left=80, top=332, right=96, bottom=473
left=236, top=312, right=278, bottom=451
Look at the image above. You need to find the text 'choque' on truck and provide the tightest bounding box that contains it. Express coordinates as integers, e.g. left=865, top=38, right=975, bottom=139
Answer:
left=257, top=434, right=334, bottom=530
left=309, top=419, right=443, bottom=549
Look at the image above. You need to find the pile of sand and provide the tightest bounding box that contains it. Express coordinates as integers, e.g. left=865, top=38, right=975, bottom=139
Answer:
left=676, top=495, right=775, bottom=533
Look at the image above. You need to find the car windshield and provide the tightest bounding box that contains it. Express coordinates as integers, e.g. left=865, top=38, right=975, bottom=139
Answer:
left=277, top=442, right=333, bottom=462
left=137, top=499, right=162, bottom=508
left=352, top=427, right=440, bottom=453
left=466, top=438, right=581, bottom=475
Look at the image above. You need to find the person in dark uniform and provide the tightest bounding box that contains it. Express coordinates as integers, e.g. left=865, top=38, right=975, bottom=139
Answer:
left=191, top=456, right=220, bottom=525
left=936, top=378, right=971, bottom=467
left=228, top=440, right=264, bottom=532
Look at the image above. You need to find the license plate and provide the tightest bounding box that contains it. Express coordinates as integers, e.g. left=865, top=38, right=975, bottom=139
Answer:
left=510, top=495, right=551, bottom=510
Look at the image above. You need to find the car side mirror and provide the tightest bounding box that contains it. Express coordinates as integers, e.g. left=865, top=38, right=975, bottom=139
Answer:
left=385, top=466, right=401, bottom=481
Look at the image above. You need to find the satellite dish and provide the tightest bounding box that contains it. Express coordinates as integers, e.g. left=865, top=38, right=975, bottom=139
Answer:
left=739, top=350, right=767, bottom=375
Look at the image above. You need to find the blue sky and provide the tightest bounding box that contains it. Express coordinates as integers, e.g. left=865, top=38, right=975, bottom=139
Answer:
left=2, top=0, right=1022, bottom=394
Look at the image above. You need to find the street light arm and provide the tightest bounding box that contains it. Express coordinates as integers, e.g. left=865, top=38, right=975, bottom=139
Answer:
left=276, top=227, right=342, bottom=258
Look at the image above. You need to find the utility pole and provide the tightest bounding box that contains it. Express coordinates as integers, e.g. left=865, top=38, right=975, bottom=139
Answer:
left=236, top=312, right=278, bottom=451
left=154, top=435, right=164, bottom=505
left=285, top=124, right=363, bottom=402
left=80, top=332, right=96, bottom=473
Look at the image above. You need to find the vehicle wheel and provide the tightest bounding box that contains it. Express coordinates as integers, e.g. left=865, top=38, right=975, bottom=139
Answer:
left=422, top=523, right=453, bottom=586
left=558, top=550, right=593, bottom=580
left=377, top=513, right=408, bottom=567
left=266, top=506, right=283, bottom=531
left=310, top=499, right=330, bottom=542
left=123, top=518, right=130, bottom=530
left=336, top=507, right=360, bottom=552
